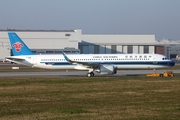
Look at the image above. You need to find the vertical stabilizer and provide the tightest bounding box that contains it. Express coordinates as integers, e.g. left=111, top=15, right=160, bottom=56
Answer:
left=8, top=32, right=34, bottom=56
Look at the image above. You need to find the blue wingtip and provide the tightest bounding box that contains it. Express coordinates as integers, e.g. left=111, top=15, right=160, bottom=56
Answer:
left=62, top=52, right=69, bottom=61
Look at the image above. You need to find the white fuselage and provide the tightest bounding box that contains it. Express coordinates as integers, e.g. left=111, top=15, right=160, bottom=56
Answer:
left=6, top=54, right=175, bottom=70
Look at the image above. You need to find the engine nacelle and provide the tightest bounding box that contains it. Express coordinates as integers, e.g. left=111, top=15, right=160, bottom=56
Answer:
left=74, top=65, right=89, bottom=70
left=95, top=65, right=117, bottom=75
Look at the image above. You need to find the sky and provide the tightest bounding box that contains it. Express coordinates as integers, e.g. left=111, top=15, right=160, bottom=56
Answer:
left=0, top=0, right=180, bottom=40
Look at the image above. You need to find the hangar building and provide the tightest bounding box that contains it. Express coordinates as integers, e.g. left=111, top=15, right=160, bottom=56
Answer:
left=0, top=29, right=178, bottom=61
left=80, top=34, right=155, bottom=54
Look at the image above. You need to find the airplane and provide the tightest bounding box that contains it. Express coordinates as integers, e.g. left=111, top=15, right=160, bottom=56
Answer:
left=5, top=32, right=175, bottom=77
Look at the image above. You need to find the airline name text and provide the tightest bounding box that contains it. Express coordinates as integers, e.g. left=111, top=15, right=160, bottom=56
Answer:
left=93, top=56, right=118, bottom=58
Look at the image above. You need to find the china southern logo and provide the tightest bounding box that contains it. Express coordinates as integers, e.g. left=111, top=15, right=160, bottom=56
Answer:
left=12, top=42, right=24, bottom=52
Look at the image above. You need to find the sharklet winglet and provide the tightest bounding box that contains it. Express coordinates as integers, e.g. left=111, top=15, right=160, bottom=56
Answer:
left=62, top=51, right=70, bottom=61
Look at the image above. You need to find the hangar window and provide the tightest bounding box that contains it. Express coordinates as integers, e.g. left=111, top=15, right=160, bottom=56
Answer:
left=111, top=45, right=117, bottom=53
left=46, top=51, right=54, bottom=53
left=127, top=45, right=133, bottom=54
left=65, top=33, right=71, bottom=36
left=55, top=51, right=61, bottom=53
left=144, top=46, right=149, bottom=53
left=94, top=45, right=100, bottom=54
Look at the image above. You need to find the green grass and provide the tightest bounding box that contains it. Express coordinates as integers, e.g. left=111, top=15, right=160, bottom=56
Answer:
left=0, top=77, right=179, bottom=120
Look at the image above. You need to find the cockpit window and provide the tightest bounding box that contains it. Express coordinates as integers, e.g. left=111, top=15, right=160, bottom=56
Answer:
left=162, top=58, right=169, bottom=60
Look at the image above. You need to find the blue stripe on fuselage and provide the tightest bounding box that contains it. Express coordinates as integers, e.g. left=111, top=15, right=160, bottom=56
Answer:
left=40, top=60, right=175, bottom=67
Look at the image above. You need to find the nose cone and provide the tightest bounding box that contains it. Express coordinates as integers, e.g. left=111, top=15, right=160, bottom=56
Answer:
left=169, top=60, right=175, bottom=67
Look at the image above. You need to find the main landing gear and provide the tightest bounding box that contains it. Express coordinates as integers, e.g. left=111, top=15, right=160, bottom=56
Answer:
left=87, top=72, right=94, bottom=77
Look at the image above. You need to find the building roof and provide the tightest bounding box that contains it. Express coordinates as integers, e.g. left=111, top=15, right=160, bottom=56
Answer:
left=0, top=29, right=75, bottom=32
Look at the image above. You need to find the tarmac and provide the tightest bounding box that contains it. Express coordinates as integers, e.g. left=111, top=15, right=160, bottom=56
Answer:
left=0, top=70, right=179, bottom=77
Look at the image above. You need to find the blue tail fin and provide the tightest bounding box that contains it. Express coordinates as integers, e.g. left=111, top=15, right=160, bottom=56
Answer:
left=8, top=32, right=34, bottom=56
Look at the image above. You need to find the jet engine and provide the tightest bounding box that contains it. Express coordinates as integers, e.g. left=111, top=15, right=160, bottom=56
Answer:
left=95, top=65, right=117, bottom=75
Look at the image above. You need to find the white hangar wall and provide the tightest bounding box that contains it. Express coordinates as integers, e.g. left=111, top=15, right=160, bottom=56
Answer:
left=0, top=34, right=10, bottom=61
left=80, top=34, right=156, bottom=54
left=81, top=35, right=155, bottom=44
left=13, top=30, right=81, bottom=49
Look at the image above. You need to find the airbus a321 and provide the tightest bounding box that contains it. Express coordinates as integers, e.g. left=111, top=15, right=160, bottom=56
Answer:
left=5, top=32, right=175, bottom=77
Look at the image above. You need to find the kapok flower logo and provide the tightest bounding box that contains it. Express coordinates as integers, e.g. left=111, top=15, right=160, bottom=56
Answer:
left=12, top=42, right=24, bottom=52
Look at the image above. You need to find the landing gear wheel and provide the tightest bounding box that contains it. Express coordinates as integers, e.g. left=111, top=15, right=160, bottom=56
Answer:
left=160, top=74, right=164, bottom=77
left=91, top=72, right=94, bottom=77
left=87, top=72, right=94, bottom=77
left=87, top=73, right=91, bottom=77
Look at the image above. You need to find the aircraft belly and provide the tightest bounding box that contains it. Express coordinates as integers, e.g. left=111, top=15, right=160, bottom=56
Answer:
left=37, top=64, right=75, bottom=70
left=116, top=65, right=168, bottom=69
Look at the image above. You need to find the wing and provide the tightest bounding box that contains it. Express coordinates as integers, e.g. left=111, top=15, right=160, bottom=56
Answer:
left=62, top=52, right=100, bottom=68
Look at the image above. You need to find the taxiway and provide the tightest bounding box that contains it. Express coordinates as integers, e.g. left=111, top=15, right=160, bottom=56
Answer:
left=0, top=70, right=179, bottom=77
